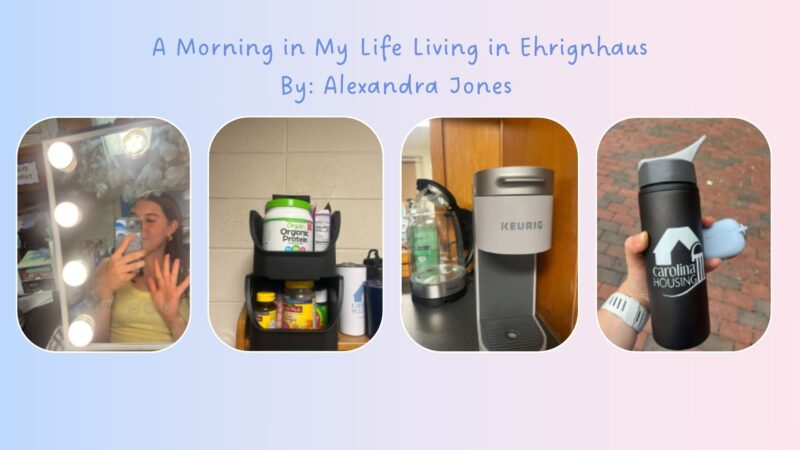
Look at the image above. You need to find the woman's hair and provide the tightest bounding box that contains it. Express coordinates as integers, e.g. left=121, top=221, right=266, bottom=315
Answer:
left=136, top=192, right=189, bottom=283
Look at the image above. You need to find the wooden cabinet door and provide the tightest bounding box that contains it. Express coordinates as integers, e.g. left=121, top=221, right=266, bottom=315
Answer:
left=501, top=119, right=578, bottom=342
left=432, top=118, right=501, bottom=210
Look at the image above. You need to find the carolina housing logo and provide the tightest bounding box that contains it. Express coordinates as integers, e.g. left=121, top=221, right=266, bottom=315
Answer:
left=651, top=227, right=705, bottom=297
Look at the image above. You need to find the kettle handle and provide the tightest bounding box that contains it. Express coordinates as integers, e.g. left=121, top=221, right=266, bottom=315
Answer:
left=416, top=178, right=460, bottom=209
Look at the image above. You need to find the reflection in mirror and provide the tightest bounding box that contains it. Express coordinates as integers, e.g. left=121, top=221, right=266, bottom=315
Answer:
left=17, top=118, right=190, bottom=351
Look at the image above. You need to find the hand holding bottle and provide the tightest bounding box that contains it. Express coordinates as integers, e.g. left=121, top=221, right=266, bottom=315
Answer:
left=619, top=216, right=722, bottom=308
left=601, top=217, right=723, bottom=350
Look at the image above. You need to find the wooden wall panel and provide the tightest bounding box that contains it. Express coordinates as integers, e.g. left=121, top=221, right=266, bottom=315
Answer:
left=501, top=118, right=578, bottom=342
left=429, top=119, right=445, bottom=184
left=439, top=118, right=501, bottom=210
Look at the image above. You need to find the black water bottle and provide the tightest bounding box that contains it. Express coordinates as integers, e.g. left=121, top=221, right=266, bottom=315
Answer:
left=637, top=136, right=709, bottom=350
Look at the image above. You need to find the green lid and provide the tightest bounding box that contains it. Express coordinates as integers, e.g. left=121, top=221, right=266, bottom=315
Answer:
left=265, top=198, right=312, bottom=211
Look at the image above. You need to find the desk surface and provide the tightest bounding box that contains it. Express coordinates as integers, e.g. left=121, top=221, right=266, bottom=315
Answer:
left=401, top=276, right=558, bottom=351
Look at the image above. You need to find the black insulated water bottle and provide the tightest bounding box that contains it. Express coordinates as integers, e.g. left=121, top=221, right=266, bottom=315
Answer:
left=637, top=136, right=709, bottom=350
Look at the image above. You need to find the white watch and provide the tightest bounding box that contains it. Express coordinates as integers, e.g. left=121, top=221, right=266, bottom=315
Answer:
left=601, top=292, right=649, bottom=333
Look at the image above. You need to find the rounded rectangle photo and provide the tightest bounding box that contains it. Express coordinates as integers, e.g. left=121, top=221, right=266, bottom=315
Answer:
left=208, top=117, right=383, bottom=352
left=596, top=118, right=771, bottom=351
left=401, top=118, right=578, bottom=351
left=17, top=118, right=191, bottom=352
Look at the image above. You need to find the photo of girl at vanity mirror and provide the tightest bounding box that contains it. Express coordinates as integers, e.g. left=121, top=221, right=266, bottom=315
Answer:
left=17, top=118, right=191, bottom=351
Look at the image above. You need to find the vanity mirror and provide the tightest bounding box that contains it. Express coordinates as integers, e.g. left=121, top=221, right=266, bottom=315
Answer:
left=17, top=118, right=190, bottom=351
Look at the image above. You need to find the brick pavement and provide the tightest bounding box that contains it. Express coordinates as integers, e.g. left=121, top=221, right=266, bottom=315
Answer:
left=597, top=119, right=771, bottom=351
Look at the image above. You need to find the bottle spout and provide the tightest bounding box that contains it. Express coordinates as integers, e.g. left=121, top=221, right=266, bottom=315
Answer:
left=638, top=135, right=706, bottom=170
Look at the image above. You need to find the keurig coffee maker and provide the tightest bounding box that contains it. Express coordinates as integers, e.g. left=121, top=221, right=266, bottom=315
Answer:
left=473, top=167, right=553, bottom=351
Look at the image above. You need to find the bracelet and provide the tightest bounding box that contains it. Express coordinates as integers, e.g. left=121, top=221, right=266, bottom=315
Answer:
left=87, top=291, right=113, bottom=308
left=601, top=292, right=649, bottom=333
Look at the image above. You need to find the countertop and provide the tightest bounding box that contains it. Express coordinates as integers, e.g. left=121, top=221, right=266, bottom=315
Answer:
left=401, top=275, right=558, bottom=351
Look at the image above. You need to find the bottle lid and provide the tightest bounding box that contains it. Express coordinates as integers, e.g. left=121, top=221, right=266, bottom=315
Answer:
left=314, top=289, right=328, bottom=304
left=363, top=249, right=383, bottom=279
left=638, top=136, right=705, bottom=188
left=285, top=280, right=314, bottom=289
left=265, top=198, right=311, bottom=211
left=256, top=292, right=276, bottom=303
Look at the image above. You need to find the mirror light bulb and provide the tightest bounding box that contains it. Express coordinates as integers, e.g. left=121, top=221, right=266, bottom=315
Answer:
left=62, top=260, right=88, bottom=287
left=68, top=314, right=95, bottom=347
left=122, top=128, right=150, bottom=158
left=47, top=142, right=77, bottom=171
left=54, top=202, right=82, bottom=228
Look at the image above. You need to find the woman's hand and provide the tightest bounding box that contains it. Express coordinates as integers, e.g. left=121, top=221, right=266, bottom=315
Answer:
left=600, top=217, right=723, bottom=350
left=95, top=235, right=145, bottom=300
left=147, top=254, right=190, bottom=338
left=618, top=216, right=722, bottom=309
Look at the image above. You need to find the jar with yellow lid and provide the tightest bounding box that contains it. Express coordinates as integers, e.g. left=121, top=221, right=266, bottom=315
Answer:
left=254, top=291, right=278, bottom=330
left=282, top=280, right=315, bottom=329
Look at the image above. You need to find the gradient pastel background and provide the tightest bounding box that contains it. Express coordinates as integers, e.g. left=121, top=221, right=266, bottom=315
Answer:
left=3, top=1, right=798, bottom=449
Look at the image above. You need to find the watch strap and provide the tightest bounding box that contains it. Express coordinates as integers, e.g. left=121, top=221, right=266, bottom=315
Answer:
left=601, top=292, right=649, bottom=333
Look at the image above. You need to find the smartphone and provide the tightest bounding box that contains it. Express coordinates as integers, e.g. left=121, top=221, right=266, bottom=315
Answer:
left=115, top=217, right=142, bottom=256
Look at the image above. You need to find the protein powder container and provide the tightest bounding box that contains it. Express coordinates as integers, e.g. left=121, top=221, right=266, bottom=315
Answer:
left=263, top=198, right=313, bottom=252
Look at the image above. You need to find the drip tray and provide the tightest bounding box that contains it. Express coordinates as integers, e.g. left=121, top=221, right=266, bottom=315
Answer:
left=479, top=316, right=546, bottom=351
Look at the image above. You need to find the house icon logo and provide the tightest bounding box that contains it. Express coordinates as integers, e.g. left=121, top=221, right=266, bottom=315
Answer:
left=651, top=227, right=706, bottom=297
left=653, top=227, right=700, bottom=265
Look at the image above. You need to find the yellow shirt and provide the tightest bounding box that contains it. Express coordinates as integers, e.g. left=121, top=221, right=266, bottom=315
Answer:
left=110, top=282, right=189, bottom=343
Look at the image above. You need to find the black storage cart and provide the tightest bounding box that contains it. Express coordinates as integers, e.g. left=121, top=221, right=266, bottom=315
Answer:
left=244, top=209, right=343, bottom=351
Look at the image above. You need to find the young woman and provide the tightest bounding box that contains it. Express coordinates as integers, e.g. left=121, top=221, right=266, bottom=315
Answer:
left=90, top=192, right=190, bottom=343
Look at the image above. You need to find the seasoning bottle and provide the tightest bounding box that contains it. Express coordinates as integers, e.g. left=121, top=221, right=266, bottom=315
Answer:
left=282, top=281, right=315, bottom=329
left=314, top=288, right=329, bottom=329
left=254, top=291, right=278, bottom=330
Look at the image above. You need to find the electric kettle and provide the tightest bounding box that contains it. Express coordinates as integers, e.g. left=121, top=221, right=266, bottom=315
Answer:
left=408, top=179, right=470, bottom=305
